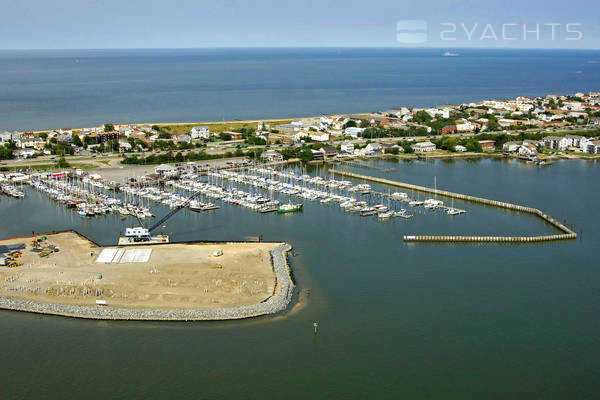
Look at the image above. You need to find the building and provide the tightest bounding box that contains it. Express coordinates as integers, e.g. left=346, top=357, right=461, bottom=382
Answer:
left=582, top=139, right=600, bottom=154
left=503, top=141, right=521, bottom=152
left=310, top=149, right=324, bottom=160
left=340, top=142, right=354, bottom=153
left=190, top=126, right=210, bottom=139
left=344, top=127, right=365, bottom=138
left=441, top=125, right=457, bottom=134
left=87, top=131, right=119, bottom=143
left=412, top=141, right=436, bottom=152
left=454, top=145, right=467, bottom=152
left=260, top=149, right=284, bottom=162
left=319, top=146, right=338, bottom=159
left=478, top=140, right=496, bottom=150
left=365, top=143, right=383, bottom=154
left=266, top=134, right=294, bottom=144
left=544, top=136, right=561, bottom=149
left=518, top=143, right=538, bottom=157
left=559, top=135, right=582, bottom=150
left=176, top=134, right=192, bottom=144
left=154, top=164, right=177, bottom=176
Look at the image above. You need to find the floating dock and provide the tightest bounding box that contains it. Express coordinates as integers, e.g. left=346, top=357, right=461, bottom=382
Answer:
left=331, top=170, right=577, bottom=244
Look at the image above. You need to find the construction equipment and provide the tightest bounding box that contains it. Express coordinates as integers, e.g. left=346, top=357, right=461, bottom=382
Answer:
left=5, top=251, right=23, bottom=268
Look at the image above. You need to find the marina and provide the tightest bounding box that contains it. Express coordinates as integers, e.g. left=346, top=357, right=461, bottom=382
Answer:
left=1, top=157, right=596, bottom=400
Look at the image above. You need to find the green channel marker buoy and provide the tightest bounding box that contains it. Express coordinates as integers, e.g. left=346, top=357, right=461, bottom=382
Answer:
left=313, top=321, right=319, bottom=334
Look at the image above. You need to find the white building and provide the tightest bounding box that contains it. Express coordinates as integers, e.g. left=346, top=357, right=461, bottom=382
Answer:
left=412, top=141, right=436, bottom=152
left=340, top=142, right=355, bottom=153
left=425, top=108, right=451, bottom=119
left=455, top=119, right=475, bottom=132
left=190, top=126, right=210, bottom=139
left=503, top=141, right=521, bottom=152
left=518, top=143, right=538, bottom=157
left=344, top=127, right=365, bottom=138
left=454, top=145, right=467, bottom=152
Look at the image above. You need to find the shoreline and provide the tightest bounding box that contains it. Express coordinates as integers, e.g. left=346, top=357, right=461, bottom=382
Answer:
left=0, top=231, right=296, bottom=321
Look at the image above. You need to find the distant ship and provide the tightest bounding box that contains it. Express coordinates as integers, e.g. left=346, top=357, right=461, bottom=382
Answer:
left=442, top=51, right=460, bottom=57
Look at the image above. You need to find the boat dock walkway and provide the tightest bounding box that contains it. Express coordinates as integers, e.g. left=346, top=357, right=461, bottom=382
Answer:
left=330, top=170, right=577, bottom=244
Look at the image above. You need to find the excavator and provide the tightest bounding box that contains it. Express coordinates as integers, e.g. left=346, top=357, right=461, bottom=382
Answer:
left=6, top=251, right=22, bottom=268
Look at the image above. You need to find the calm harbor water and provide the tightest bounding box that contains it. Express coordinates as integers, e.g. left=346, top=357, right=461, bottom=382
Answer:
left=1, top=158, right=599, bottom=399
left=1, top=48, right=600, bottom=131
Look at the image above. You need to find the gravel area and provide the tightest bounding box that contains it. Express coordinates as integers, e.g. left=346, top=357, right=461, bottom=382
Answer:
left=0, top=244, right=295, bottom=321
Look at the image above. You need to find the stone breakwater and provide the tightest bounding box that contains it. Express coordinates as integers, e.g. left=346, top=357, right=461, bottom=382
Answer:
left=331, top=170, right=577, bottom=244
left=0, top=243, right=295, bottom=321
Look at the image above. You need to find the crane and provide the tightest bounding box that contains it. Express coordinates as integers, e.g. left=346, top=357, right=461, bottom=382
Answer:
left=146, top=189, right=204, bottom=233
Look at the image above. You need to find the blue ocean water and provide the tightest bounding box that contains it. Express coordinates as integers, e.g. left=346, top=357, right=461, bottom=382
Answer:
left=0, top=47, right=599, bottom=131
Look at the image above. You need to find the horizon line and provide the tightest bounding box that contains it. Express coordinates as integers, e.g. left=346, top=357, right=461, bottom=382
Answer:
left=1, top=45, right=599, bottom=51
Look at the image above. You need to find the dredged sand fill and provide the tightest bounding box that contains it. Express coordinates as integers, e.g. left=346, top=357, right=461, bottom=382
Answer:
left=0, top=232, right=283, bottom=312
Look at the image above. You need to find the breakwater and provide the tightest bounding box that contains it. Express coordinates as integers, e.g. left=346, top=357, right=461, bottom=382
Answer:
left=331, top=170, right=577, bottom=244
left=0, top=243, right=295, bottom=321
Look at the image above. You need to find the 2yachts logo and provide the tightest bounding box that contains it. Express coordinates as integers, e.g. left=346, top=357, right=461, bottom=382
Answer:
left=397, top=21, right=583, bottom=44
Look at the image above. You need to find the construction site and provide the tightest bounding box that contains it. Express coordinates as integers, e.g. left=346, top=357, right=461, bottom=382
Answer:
left=0, top=231, right=294, bottom=320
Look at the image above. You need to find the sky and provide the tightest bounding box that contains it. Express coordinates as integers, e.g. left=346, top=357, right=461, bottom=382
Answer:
left=0, top=0, right=598, bottom=49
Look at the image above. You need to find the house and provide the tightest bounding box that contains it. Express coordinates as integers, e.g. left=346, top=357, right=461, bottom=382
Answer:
left=191, top=126, right=210, bottom=139
left=344, top=127, right=365, bottom=138
left=518, top=143, right=538, bottom=157
left=260, top=149, right=284, bottom=162
left=294, top=132, right=330, bottom=142
left=455, top=119, right=475, bottom=132
left=18, top=136, right=46, bottom=150
left=87, top=131, right=119, bottom=143
left=454, top=145, right=467, bottom=152
left=503, top=141, right=521, bottom=152
left=582, top=139, right=600, bottom=154
left=340, top=142, right=355, bottom=153
left=154, top=164, right=177, bottom=176
left=58, top=133, right=73, bottom=143
left=310, top=149, right=324, bottom=160
left=412, top=141, right=436, bottom=152
left=544, top=136, right=561, bottom=149
left=478, top=140, right=496, bottom=151
left=176, top=134, right=192, bottom=144
left=441, top=125, right=457, bottom=134
left=378, top=118, right=391, bottom=127
left=266, top=134, right=295, bottom=144
left=119, top=141, right=132, bottom=152
left=319, top=146, right=338, bottom=159
left=559, top=135, right=582, bottom=150
left=16, top=149, right=36, bottom=159
left=365, top=143, right=383, bottom=154
left=0, top=131, right=19, bottom=143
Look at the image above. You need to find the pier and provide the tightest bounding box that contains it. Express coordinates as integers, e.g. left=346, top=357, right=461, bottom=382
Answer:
left=330, top=170, right=577, bottom=244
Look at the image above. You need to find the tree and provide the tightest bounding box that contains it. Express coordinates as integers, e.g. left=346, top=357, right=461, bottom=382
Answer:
left=219, top=132, right=232, bottom=141
left=402, top=144, right=414, bottom=153
left=57, top=157, right=70, bottom=168
left=38, top=132, right=48, bottom=140
left=72, top=133, right=83, bottom=147
left=343, top=120, right=357, bottom=129
left=104, top=124, right=115, bottom=132
left=414, top=110, right=432, bottom=123
left=0, top=143, right=15, bottom=159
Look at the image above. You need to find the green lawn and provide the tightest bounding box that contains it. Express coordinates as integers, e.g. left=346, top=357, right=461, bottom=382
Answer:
left=155, top=120, right=293, bottom=136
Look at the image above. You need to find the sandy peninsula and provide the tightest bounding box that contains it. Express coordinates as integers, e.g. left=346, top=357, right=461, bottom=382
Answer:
left=0, top=231, right=295, bottom=320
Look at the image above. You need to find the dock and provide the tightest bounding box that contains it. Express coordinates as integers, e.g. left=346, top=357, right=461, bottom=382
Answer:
left=330, top=170, right=577, bottom=244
